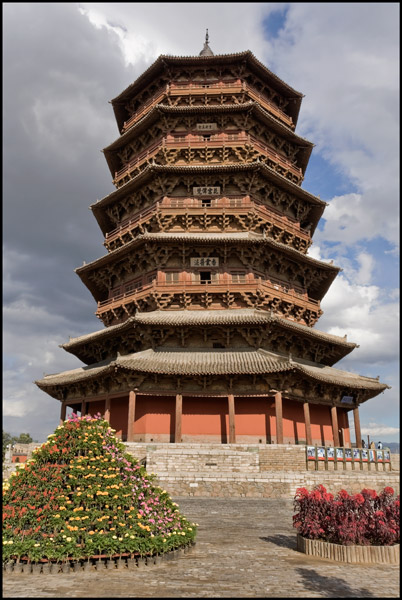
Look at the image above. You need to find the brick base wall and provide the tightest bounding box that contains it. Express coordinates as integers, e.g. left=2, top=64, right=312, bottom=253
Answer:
left=123, top=442, right=400, bottom=499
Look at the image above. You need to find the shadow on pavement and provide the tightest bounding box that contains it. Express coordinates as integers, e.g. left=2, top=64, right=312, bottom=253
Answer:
left=295, top=567, right=376, bottom=598
left=259, top=534, right=297, bottom=549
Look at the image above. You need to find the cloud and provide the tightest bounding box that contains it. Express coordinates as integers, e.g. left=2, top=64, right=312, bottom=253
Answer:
left=78, top=2, right=277, bottom=62
left=360, top=423, right=400, bottom=438
left=3, top=3, right=398, bottom=442
left=268, top=3, right=399, bottom=250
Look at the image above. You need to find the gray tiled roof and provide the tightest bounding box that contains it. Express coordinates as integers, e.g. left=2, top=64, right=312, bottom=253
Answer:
left=75, top=231, right=339, bottom=274
left=36, top=347, right=388, bottom=392
left=62, top=310, right=355, bottom=350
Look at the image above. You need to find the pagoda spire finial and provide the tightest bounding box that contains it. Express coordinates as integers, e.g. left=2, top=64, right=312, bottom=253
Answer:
left=199, top=28, right=214, bottom=57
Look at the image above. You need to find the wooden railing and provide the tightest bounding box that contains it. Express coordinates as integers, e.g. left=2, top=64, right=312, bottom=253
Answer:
left=104, top=195, right=311, bottom=247
left=113, top=132, right=303, bottom=186
left=96, top=277, right=319, bottom=315
left=121, top=80, right=294, bottom=132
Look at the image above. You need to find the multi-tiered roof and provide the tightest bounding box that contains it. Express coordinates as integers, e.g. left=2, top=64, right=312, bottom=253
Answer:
left=36, top=38, right=388, bottom=444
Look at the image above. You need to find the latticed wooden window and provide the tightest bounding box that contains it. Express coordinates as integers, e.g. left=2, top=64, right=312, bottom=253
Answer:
left=165, top=271, right=180, bottom=284
left=231, top=272, right=246, bottom=283
left=125, top=278, right=142, bottom=293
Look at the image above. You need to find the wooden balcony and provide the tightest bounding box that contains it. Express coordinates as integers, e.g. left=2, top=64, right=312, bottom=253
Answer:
left=121, top=80, right=294, bottom=133
left=113, top=132, right=303, bottom=187
left=104, top=195, right=311, bottom=251
left=96, top=277, right=320, bottom=318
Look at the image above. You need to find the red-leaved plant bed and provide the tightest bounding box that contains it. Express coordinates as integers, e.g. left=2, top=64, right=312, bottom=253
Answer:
left=293, top=485, right=399, bottom=546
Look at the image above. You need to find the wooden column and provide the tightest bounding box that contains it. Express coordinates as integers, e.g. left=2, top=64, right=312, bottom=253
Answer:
left=331, top=406, right=340, bottom=447
left=59, top=402, right=67, bottom=425
left=274, top=391, right=283, bottom=444
left=104, top=396, right=111, bottom=423
left=127, top=391, right=136, bottom=442
left=303, top=401, right=312, bottom=445
left=353, top=406, right=362, bottom=448
left=175, top=394, right=182, bottom=443
left=228, top=394, right=236, bottom=443
left=80, top=399, right=87, bottom=416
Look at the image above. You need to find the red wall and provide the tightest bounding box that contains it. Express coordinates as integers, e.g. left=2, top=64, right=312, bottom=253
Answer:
left=109, top=397, right=129, bottom=440
left=86, top=400, right=106, bottom=418
left=182, top=396, right=229, bottom=441
left=134, top=395, right=175, bottom=441
left=80, top=394, right=351, bottom=445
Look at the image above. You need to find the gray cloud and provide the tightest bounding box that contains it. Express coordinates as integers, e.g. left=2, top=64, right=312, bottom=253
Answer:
left=3, top=3, right=399, bottom=441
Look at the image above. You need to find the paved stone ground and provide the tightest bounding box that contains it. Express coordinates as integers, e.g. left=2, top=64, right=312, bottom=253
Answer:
left=3, top=498, right=399, bottom=598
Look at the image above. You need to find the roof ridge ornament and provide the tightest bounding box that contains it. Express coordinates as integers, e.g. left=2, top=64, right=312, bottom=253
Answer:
left=199, top=28, right=214, bottom=57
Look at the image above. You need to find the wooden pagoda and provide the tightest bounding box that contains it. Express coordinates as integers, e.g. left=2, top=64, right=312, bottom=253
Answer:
left=36, top=36, right=388, bottom=446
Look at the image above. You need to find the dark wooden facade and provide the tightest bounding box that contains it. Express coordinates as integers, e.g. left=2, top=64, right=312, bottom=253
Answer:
left=36, top=43, right=388, bottom=446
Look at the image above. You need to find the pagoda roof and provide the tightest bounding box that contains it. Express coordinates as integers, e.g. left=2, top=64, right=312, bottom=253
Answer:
left=110, top=51, right=303, bottom=131
left=61, top=309, right=356, bottom=366
left=75, top=231, right=339, bottom=302
left=36, top=347, right=389, bottom=400
left=103, top=101, right=314, bottom=178
left=91, top=162, right=326, bottom=236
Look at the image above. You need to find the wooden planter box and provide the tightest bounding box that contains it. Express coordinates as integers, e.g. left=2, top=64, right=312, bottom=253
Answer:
left=297, top=534, right=399, bottom=564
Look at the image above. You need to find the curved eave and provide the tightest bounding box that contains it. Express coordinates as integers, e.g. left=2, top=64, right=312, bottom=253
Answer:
left=103, top=101, right=314, bottom=178
left=36, top=348, right=389, bottom=401
left=61, top=309, right=356, bottom=366
left=75, top=231, right=340, bottom=301
left=111, top=51, right=303, bottom=132
left=91, top=162, right=326, bottom=236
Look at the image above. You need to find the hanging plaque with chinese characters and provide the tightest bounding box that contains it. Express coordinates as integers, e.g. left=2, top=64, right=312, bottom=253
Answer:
left=193, top=186, right=220, bottom=196
left=196, top=122, right=218, bottom=131
left=190, top=257, right=219, bottom=267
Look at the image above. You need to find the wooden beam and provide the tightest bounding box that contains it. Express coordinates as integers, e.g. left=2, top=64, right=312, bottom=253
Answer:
left=303, top=401, right=312, bottom=445
left=175, top=394, right=182, bottom=443
left=59, top=402, right=67, bottom=425
left=80, top=399, right=87, bottom=417
left=353, top=406, right=362, bottom=448
left=331, top=406, right=340, bottom=447
left=104, top=396, right=111, bottom=423
left=274, top=391, right=283, bottom=444
left=127, top=391, right=136, bottom=442
left=228, top=394, right=236, bottom=443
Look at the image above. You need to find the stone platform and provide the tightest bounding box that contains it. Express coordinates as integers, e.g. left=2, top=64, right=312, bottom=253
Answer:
left=125, top=442, right=400, bottom=498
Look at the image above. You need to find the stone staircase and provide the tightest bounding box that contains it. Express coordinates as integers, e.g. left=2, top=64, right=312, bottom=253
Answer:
left=145, top=444, right=259, bottom=474
left=124, top=443, right=400, bottom=499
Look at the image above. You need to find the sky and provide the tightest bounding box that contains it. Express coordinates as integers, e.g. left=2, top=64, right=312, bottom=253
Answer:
left=3, top=3, right=399, bottom=444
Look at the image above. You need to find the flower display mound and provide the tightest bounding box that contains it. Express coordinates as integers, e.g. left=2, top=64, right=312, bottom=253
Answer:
left=293, top=484, right=399, bottom=546
left=3, top=414, right=197, bottom=566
